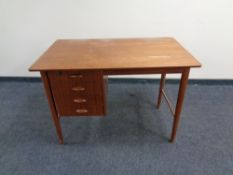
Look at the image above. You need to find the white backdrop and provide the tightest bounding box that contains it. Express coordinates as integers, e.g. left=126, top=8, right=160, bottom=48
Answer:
left=1, top=0, right=233, bottom=79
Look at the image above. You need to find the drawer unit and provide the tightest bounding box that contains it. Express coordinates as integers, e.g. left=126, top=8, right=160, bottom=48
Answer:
left=48, top=71, right=106, bottom=116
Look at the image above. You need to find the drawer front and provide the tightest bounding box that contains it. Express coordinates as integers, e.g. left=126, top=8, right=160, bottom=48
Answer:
left=48, top=71, right=106, bottom=116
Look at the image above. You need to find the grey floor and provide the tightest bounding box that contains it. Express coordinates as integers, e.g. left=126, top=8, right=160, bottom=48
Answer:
left=0, top=79, right=233, bottom=175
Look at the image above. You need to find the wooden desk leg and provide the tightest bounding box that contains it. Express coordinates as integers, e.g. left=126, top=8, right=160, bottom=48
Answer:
left=157, top=73, right=166, bottom=109
left=40, top=72, right=64, bottom=144
left=170, top=68, right=190, bottom=142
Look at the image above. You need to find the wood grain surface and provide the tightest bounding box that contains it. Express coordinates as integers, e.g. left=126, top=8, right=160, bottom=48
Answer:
left=48, top=70, right=106, bottom=116
left=29, top=37, right=201, bottom=71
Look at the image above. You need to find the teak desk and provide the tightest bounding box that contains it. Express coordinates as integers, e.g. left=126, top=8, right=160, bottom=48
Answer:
left=29, top=37, right=201, bottom=144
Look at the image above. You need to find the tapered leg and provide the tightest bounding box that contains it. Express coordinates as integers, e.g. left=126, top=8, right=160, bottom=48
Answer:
left=170, top=68, right=190, bottom=142
left=40, top=72, right=64, bottom=144
left=157, top=73, right=166, bottom=108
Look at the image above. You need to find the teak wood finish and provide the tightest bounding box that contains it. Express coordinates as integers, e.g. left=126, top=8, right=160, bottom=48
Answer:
left=29, top=37, right=201, bottom=143
left=40, top=72, right=64, bottom=144
left=29, top=38, right=200, bottom=71
left=48, top=71, right=106, bottom=116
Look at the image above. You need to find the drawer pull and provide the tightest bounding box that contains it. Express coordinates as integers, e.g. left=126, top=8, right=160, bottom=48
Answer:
left=73, top=98, right=87, bottom=103
left=72, top=87, right=85, bottom=91
left=69, top=74, right=83, bottom=78
left=76, top=109, right=88, bottom=113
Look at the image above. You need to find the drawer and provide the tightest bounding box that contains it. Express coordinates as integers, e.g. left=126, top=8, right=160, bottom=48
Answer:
left=48, top=70, right=106, bottom=116
left=58, top=97, right=105, bottom=116
left=48, top=71, right=100, bottom=83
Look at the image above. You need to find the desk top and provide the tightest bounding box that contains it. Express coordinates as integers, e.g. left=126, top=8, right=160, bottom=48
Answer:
left=29, top=37, right=201, bottom=71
